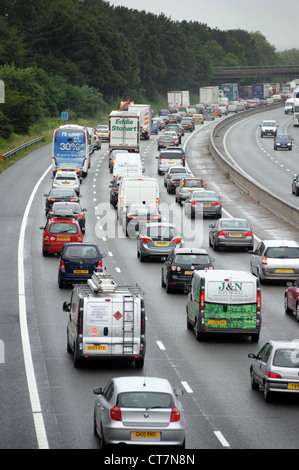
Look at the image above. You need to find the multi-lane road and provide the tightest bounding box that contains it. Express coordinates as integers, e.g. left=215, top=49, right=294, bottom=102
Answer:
left=1, top=105, right=299, bottom=450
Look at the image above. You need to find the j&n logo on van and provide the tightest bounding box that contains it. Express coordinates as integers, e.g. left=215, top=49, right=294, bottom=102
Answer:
left=113, top=311, right=123, bottom=321
left=218, top=281, right=243, bottom=292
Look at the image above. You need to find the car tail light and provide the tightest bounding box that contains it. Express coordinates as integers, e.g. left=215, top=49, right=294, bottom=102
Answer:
left=262, top=256, right=267, bottom=265
left=244, top=231, right=252, bottom=236
left=257, top=290, right=261, bottom=311
left=77, top=213, right=83, bottom=219
left=218, top=231, right=227, bottom=236
left=142, top=237, right=152, bottom=244
left=170, top=407, right=180, bottom=422
left=48, top=197, right=56, bottom=202
left=268, top=371, right=282, bottom=379
left=172, top=237, right=181, bottom=244
left=191, top=201, right=199, bottom=205
left=96, top=260, right=102, bottom=271
left=212, top=201, right=220, bottom=206
left=200, top=289, right=205, bottom=309
left=127, top=215, right=137, bottom=219
left=110, top=406, right=122, bottom=421
left=59, top=259, right=65, bottom=272
left=70, top=198, right=79, bottom=202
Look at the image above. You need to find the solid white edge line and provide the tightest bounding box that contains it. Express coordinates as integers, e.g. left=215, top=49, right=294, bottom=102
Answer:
left=214, top=430, right=230, bottom=448
left=18, top=165, right=51, bottom=449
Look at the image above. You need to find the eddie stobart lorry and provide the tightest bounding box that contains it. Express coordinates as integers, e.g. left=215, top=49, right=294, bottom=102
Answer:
left=109, top=111, right=140, bottom=153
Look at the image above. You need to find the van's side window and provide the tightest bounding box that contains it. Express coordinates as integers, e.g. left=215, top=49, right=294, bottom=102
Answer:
left=71, top=295, right=79, bottom=324
left=195, top=278, right=201, bottom=302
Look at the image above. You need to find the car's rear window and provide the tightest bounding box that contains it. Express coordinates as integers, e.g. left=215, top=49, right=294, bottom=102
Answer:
left=160, top=153, right=182, bottom=160
left=64, top=245, right=98, bottom=258
left=184, top=179, right=203, bottom=188
left=147, top=226, right=175, bottom=240
left=273, top=349, right=299, bottom=368
left=265, top=247, right=299, bottom=259
left=174, top=254, right=210, bottom=265
left=49, top=222, right=78, bottom=234
left=117, top=392, right=174, bottom=408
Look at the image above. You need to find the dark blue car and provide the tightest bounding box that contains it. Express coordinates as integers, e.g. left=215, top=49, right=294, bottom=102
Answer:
left=274, top=133, right=293, bottom=150
left=58, top=242, right=106, bottom=288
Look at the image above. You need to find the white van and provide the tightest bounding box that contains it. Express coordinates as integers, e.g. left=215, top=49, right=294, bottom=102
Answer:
left=117, top=176, right=160, bottom=223
left=63, top=273, right=146, bottom=368
left=113, top=152, right=143, bottom=180
left=186, top=270, right=261, bottom=342
left=285, top=98, right=294, bottom=114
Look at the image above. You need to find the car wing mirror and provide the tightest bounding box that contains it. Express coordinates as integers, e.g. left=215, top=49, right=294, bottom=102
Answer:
left=248, top=353, right=257, bottom=359
left=174, top=388, right=184, bottom=396
left=93, top=387, right=103, bottom=395
left=63, top=301, right=71, bottom=312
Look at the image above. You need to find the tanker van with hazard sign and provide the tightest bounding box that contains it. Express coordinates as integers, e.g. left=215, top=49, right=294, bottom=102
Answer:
left=63, top=273, right=146, bottom=368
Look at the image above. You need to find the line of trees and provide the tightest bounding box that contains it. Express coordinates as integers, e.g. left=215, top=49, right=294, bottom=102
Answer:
left=0, top=0, right=298, bottom=138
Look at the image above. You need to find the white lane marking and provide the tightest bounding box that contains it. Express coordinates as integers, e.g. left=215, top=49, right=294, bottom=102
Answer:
left=108, top=251, right=113, bottom=256
left=214, top=430, right=230, bottom=448
left=18, top=165, right=51, bottom=449
left=115, top=267, right=121, bottom=273
left=181, top=381, right=193, bottom=393
left=156, top=340, right=165, bottom=350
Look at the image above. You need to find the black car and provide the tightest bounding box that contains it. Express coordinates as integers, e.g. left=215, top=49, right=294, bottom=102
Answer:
left=161, top=248, right=214, bottom=293
left=181, top=117, right=194, bottom=131
left=125, top=203, right=162, bottom=237
left=58, top=242, right=106, bottom=288
left=44, top=188, right=79, bottom=215
left=166, top=173, right=188, bottom=194
left=48, top=201, right=87, bottom=233
left=109, top=180, right=119, bottom=208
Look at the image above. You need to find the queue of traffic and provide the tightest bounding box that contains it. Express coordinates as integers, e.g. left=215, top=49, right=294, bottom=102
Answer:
left=38, top=100, right=299, bottom=447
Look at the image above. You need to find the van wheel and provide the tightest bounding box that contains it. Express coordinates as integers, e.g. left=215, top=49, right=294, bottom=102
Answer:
left=194, top=320, right=203, bottom=341
left=251, top=333, right=259, bottom=343
left=73, top=343, right=82, bottom=368
left=135, top=357, right=144, bottom=368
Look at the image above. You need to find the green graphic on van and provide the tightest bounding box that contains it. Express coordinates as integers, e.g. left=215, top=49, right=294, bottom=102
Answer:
left=204, top=303, right=257, bottom=329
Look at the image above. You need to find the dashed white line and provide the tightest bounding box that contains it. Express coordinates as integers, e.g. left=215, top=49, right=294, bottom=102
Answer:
left=181, top=381, right=193, bottom=393
left=214, top=430, right=230, bottom=448
left=156, top=340, right=165, bottom=350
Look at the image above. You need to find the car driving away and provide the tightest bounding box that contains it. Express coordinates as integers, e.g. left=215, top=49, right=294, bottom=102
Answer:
left=161, top=247, right=214, bottom=293
left=250, top=239, right=299, bottom=283
left=209, top=217, right=254, bottom=251
left=137, top=222, right=182, bottom=262
left=48, top=201, right=87, bottom=234
left=44, top=188, right=79, bottom=215
left=52, top=170, right=81, bottom=196
left=40, top=216, right=83, bottom=256
left=175, top=177, right=206, bottom=205
left=285, top=278, right=299, bottom=321
left=184, top=190, right=222, bottom=218
left=248, top=340, right=299, bottom=402
left=58, top=242, right=106, bottom=288
left=157, top=134, right=176, bottom=150
left=125, top=203, right=162, bottom=237
left=93, top=376, right=186, bottom=448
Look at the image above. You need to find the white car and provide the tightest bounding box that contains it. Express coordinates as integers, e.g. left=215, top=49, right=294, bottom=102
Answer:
left=52, top=171, right=80, bottom=196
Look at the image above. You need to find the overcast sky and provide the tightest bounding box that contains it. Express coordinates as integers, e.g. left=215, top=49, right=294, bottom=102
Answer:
left=108, top=0, right=299, bottom=51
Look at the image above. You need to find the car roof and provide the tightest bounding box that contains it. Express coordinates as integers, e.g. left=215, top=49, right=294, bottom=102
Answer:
left=173, top=247, right=208, bottom=255
left=262, top=240, right=298, bottom=247
left=112, top=376, right=174, bottom=394
left=268, top=340, right=299, bottom=349
left=194, top=269, right=256, bottom=280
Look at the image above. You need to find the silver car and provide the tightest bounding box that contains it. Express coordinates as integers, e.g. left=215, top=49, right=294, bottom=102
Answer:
left=248, top=340, right=299, bottom=402
left=52, top=171, right=80, bottom=196
left=250, top=239, right=299, bottom=283
left=164, top=166, right=189, bottom=187
left=185, top=190, right=222, bottom=218
left=93, top=376, right=186, bottom=448
left=137, top=222, right=182, bottom=261
left=209, top=217, right=253, bottom=251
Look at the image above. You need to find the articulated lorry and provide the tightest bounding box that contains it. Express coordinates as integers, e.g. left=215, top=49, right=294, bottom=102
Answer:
left=252, top=84, right=270, bottom=100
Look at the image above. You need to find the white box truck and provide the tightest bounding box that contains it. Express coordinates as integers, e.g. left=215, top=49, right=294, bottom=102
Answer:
left=127, top=104, right=151, bottom=140
left=109, top=111, right=140, bottom=152
left=167, top=91, right=190, bottom=109
left=117, top=176, right=160, bottom=224
left=199, top=86, right=219, bottom=105
left=293, top=98, right=299, bottom=126
left=186, top=269, right=261, bottom=342
left=64, top=273, right=146, bottom=368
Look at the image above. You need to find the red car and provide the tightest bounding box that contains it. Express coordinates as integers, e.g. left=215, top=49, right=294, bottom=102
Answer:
left=40, top=216, right=83, bottom=256
left=285, top=279, right=299, bottom=320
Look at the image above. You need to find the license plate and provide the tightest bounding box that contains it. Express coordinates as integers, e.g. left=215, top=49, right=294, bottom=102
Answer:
left=73, top=270, right=89, bottom=274
left=185, top=271, right=193, bottom=275
left=155, top=241, right=169, bottom=246
left=57, top=237, right=70, bottom=241
left=203, top=203, right=211, bottom=207
left=86, top=345, right=107, bottom=351
left=288, top=383, right=299, bottom=390
left=208, top=320, right=227, bottom=325
left=132, top=431, right=159, bottom=439
left=229, top=232, right=242, bottom=237
left=276, top=269, right=293, bottom=273
left=62, top=182, right=70, bottom=184
left=167, top=161, right=175, bottom=164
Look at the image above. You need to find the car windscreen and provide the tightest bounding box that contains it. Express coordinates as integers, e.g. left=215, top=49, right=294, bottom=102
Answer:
left=273, top=349, right=299, bottom=368
left=49, top=222, right=78, bottom=234
left=174, top=254, right=211, bottom=265
left=265, top=247, right=299, bottom=259
left=117, top=392, right=174, bottom=409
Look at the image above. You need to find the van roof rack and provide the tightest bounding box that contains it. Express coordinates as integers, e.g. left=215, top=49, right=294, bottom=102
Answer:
left=87, top=272, right=144, bottom=296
